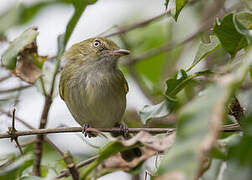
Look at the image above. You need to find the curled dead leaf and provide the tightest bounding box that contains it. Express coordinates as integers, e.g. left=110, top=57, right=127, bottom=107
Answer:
left=110, top=131, right=176, bottom=152
left=100, top=132, right=175, bottom=172
left=15, top=55, right=42, bottom=84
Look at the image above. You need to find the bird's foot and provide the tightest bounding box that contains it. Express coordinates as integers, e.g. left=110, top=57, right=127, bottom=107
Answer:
left=119, top=123, right=129, bottom=139
left=82, top=123, right=96, bottom=138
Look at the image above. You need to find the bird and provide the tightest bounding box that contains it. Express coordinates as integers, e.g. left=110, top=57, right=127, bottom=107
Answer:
left=59, top=37, right=141, bottom=161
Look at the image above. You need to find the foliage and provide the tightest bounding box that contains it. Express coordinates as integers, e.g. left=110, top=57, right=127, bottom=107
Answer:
left=1, top=27, right=38, bottom=69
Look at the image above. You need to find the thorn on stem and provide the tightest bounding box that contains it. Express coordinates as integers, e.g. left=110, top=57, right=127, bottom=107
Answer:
left=7, top=108, right=24, bottom=156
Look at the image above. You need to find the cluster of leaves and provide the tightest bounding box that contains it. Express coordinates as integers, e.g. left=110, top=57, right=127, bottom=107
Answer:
left=137, top=2, right=252, bottom=180
left=0, top=0, right=252, bottom=180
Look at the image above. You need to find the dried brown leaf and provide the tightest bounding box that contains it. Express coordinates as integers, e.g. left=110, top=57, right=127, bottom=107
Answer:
left=110, top=131, right=176, bottom=152
left=100, top=132, right=175, bottom=171
left=15, top=55, right=42, bottom=84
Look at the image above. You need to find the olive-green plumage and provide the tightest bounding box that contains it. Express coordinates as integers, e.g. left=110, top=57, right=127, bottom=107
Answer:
left=59, top=37, right=129, bottom=128
left=59, top=37, right=142, bottom=162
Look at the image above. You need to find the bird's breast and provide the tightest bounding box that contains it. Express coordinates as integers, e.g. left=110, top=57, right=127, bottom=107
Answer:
left=62, top=67, right=127, bottom=127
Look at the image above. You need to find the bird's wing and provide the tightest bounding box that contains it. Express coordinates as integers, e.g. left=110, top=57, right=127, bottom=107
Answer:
left=117, top=70, right=128, bottom=94
left=59, top=74, right=65, bottom=100
left=124, top=78, right=129, bottom=94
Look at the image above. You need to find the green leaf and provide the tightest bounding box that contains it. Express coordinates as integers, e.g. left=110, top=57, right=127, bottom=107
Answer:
left=235, top=12, right=252, bottom=29
left=0, top=154, right=33, bottom=179
left=80, top=141, right=138, bottom=179
left=156, top=49, right=252, bottom=178
left=0, top=7, right=20, bottom=35
left=165, top=69, right=212, bottom=100
left=1, top=27, right=39, bottom=69
left=128, top=22, right=175, bottom=92
left=201, top=159, right=223, bottom=180
left=164, top=0, right=170, bottom=9
left=233, top=12, right=252, bottom=44
left=187, top=35, right=220, bottom=71
left=63, top=0, right=97, bottom=46
left=0, top=1, right=72, bottom=35
left=54, top=0, right=98, bottom=90
left=213, top=13, right=248, bottom=57
left=139, top=69, right=212, bottom=124
left=139, top=100, right=175, bottom=124
left=165, top=69, right=188, bottom=100
left=171, top=0, right=189, bottom=21
left=221, top=116, right=252, bottom=180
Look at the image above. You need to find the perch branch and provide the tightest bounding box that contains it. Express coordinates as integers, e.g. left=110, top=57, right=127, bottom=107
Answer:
left=0, top=109, right=64, bottom=156
left=0, top=124, right=241, bottom=139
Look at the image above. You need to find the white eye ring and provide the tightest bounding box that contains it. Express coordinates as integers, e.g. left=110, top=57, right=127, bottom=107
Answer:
left=93, top=40, right=101, bottom=47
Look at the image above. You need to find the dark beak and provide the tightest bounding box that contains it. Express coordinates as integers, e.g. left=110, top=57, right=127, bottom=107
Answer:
left=113, top=49, right=130, bottom=56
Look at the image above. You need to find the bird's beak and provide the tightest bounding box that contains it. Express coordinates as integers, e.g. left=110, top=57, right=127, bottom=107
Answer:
left=113, top=49, right=130, bottom=57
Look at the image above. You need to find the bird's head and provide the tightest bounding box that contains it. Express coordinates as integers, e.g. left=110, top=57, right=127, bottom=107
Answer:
left=63, top=37, right=130, bottom=63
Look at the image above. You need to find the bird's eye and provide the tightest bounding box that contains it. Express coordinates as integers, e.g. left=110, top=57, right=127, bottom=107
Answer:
left=93, top=40, right=101, bottom=47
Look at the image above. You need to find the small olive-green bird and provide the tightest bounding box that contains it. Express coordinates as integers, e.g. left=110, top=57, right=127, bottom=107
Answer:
left=59, top=37, right=141, bottom=161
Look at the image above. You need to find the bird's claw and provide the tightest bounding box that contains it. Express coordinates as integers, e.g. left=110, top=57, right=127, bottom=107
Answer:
left=82, top=123, right=96, bottom=138
left=119, top=124, right=129, bottom=139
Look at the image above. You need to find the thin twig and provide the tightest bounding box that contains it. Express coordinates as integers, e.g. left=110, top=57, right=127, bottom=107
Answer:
left=119, top=34, right=158, bottom=104
left=121, top=0, right=237, bottom=66
left=57, top=155, right=98, bottom=178
left=33, top=35, right=64, bottom=176
left=0, top=85, right=32, bottom=94
left=63, top=151, right=80, bottom=180
left=0, top=74, right=11, bottom=82
left=39, top=77, right=47, bottom=96
left=103, top=0, right=203, bottom=38
left=104, top=11, right=171, bottom=38
left=122, top=21, right=210, bottom=66
left=0, top=124, right=241, bottom=139
left=47, top=56, right=57, bottom=61
left=8, top=108, right=24, bottom=155
left=144, top=170, right=152, bottom=180
left=33, top=96, right=53, bottom=176
left=0, top=109, right=64, bottom=156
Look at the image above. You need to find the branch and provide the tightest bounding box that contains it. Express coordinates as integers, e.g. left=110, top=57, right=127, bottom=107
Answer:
left=0, top=124, right=241, bottom=139
left=63, top=151, right=80, bottom=180
left=104, top=11, right=170, bottom=38
left=0, top=85, right=32, bottom=94
left=0, top=74, right=11, bottom=82
left=120, top=1, right=238, bottom=66
left=33, top=26, right=63, bottom=177
left=103, top=0, right=202, bottom=38
left=118, top=34, right=158, bottom=103
left=122, top=20, right=211, bottom=66
left=33, top=96, right=52, bottom=176
left=0, top=109, right=64, bottom=156
left=8, top=108, right=24, bottom=155
left=57, top=155, right=98, bottom=179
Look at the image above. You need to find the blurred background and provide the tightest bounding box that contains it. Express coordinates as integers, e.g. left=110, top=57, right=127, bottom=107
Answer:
left=0, top=0, right=251, bottom=179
